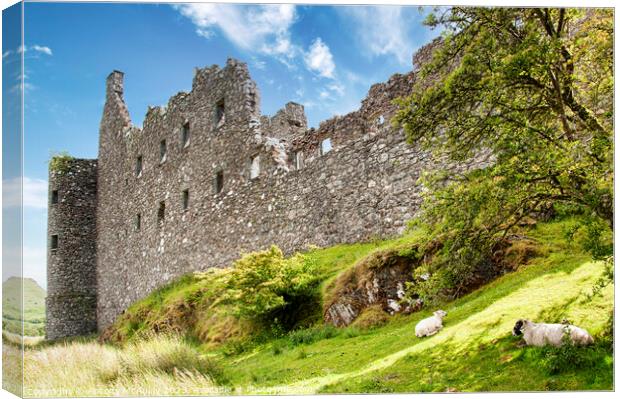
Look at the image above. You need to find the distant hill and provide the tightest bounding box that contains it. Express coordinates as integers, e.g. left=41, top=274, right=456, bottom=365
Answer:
left=2, top=277, right=46, bottom=336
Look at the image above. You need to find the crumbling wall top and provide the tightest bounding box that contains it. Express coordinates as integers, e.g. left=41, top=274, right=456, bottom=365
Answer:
left=106, top=70, right=124, bottom=96
left=264, top=101, right=308, bottom=141
left=412, top=37, right=443, bottom=71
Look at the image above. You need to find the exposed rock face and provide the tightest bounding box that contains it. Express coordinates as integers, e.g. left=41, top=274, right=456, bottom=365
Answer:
left=324, top=250, right=421, bottom=327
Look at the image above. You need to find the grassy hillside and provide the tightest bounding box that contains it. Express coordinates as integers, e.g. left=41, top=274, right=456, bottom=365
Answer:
left=2, top=277, right=46, bottom=336
left=19, top=219, right=613, bottom=395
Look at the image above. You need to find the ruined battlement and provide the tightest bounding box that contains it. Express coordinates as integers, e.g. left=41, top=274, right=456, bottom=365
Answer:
left=47, top=39, right=488, bottom=338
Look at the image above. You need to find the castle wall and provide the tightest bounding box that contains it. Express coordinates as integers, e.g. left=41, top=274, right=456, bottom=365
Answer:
left=92, top=56, right=488, bottom=330
left=46, top=159, right=98, bottom=339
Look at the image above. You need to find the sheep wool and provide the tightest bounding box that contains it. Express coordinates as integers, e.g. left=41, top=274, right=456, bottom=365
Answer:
left=512, top=319, right=594, bottom=347
left=415, top=310, right=447, bottom=337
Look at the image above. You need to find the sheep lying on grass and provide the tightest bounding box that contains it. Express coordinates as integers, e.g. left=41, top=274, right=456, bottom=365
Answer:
left=415, top=310, right=447, bottom=337
left=512, top=319, right=594, bottom=347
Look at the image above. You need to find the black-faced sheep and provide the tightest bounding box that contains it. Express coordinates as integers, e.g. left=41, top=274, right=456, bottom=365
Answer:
left=512, top=319, right=594, bottom=347
left=415, top=310, right=447, bottom=337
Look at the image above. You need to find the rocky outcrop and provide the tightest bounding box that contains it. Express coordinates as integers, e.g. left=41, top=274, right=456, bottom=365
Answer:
left=323, top=249, right=422, bottom=327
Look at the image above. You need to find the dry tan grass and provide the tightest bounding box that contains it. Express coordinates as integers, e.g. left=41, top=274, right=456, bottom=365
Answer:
left=3, top=341, right=23, bottom=396
left=3, top=330, right=45, bottom=346
left=22, top=335, right=219, bottom=397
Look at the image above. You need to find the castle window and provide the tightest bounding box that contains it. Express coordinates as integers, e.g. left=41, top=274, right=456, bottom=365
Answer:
left=135, top=213, right=141, bottom=231
left=157, top=201, right=165, bottom=225
left=160, top=140, right=167, bottom=164
left=136, top=155, right=143, bottom=176
left=295, top=151, right=304, bottom=170
left=250, top=155, right=260, bottom=180
left=50, top=234, right=58, bottom=251
left=321, top=138, right=332, bottom=155
left=182, top=189, right=189, bottom=211
left=214, top=99, right=225, bottom=127
left=214, top=170, right=224, bottom=194
left=51, top=190, right=59, bottom=204
left=182, top=122, right=190, bottom=147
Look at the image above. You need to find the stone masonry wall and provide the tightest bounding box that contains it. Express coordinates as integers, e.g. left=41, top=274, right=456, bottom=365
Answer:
left=49, top=40, right=488, bottom=332
left=46, top=159, right=98, bottom=339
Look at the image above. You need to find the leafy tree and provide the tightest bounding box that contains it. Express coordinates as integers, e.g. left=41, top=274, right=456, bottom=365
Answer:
left=395, top=8, right=613, bottom=301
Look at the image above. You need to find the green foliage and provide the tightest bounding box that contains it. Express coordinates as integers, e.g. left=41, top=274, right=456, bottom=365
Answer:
left=49, top=151, right=74, bottom=174
left=296, top=348, right=308, bottom=359
left=597, top=311, right=613, bottom=351
left=540, top=327, right=590, bottom=374
left=565, top=215, right=613, bottom=260
left=223, top=246, right=322, bottom=332
left=394, top=8, right=613, bottom=302
left=287, top=325, right=338, bottom=346
left=271, top=342, right=284, bottom=355
left=342, top=327, right=362, bottom=339
left=351, top=305, right=390, bottom=330
left=221, top=339, right=252, bottom=357
left=564, top=216, right=613, bottom=300
left=524, top=328, right=608, bottom=376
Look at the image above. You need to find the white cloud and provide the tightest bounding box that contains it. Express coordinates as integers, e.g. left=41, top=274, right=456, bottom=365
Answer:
left=13, top=45, right=53, bottom=56
left=3, top=50, right=11, bottom=59
left=11, top=81, right=35, bottom=93
left=3, top=177, right=48, bottom=209
left=251, top=57, right=266, bottom=70
left=317, top=81, right=345, bottom=102
left=31, top=45, right=53, bottom=56
left=175, top=4, right=348, bottom=78
left=327, top=82, right=345, bottom=96
left=175, top=4, right=297, bottom=60
left=343, top=6, right=414, bottom=66
left=304, top=38, right=335, bottom=79
left=300, top=100, right=317, bottom=109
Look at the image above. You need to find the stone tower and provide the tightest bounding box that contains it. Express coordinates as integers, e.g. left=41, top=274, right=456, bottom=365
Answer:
left=45, top=158, right=98, bottom=339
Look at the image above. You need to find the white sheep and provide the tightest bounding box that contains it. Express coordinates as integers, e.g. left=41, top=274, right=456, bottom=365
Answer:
left=415, top=310, right=447, bottom=337
left=512, top=319, right=594, bottom=347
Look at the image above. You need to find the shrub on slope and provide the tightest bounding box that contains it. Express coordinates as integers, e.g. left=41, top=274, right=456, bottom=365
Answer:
left=101, top=246, right=321, bottom=346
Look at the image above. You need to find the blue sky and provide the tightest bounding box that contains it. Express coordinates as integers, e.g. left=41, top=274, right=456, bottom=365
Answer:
left=7, top=2, right=439, bottom=288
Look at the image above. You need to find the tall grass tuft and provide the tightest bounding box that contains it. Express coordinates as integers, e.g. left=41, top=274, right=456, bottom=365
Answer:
left=287, top=325, right=338, bottom=346
left=23, top=334, right=226, bottom=397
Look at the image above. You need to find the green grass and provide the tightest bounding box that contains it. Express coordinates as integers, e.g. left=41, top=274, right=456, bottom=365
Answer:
left=21, top=219, right=614, bottom=394
left=213, top=220, right=613, bottom=393
left=2, top=277, right=46, bottom=336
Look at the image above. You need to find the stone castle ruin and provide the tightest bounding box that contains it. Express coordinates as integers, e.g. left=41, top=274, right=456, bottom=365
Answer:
left=46, top=40, right=486, bottom=339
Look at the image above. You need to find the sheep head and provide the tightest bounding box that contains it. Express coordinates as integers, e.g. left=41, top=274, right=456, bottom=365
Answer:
left=512, top=319, right=526, bottom=336
left=434, top=310, right=447, bottom=319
